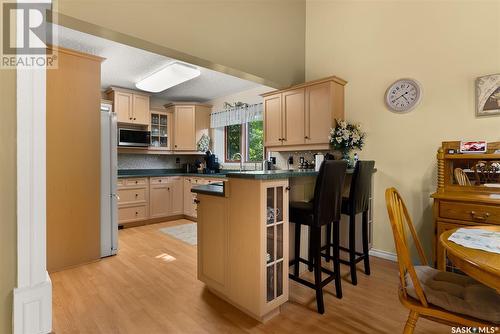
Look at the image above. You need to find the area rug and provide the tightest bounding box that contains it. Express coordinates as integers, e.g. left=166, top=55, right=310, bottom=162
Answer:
left=159, top=223, right=197, bottom=246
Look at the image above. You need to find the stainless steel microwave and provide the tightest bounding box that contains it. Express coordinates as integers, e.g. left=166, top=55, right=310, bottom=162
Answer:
left=118, top=128, right=150, bottom=147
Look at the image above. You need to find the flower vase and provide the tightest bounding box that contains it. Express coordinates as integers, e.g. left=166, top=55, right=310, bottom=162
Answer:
left=342, top=151, right=354, bottom=168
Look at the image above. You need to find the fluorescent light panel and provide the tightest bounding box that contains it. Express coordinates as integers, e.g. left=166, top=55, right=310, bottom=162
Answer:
left=135, top=62, right=201, bottom=93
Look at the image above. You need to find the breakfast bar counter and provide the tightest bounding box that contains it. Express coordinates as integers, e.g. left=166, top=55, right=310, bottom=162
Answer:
left=192, top=169, right=375, bottom=322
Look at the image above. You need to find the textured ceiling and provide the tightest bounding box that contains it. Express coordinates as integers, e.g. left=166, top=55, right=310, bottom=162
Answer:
left=55, top=25, right=262, bottom=102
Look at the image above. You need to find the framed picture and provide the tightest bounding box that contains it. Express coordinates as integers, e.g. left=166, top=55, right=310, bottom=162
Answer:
left=476, top=74, right=500, bottom=117
left=460, top=141, right=487, bottom=154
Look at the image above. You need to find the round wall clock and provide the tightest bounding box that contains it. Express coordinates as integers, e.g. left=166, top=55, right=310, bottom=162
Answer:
left=385, top=78, right=422, bottom=113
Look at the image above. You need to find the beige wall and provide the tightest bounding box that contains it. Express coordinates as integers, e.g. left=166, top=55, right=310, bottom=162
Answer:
left=306, top=0, right=500, bottom=256
left=0, top=70, right=17, bottom=334
left=57, top=0, right=306, bottom=88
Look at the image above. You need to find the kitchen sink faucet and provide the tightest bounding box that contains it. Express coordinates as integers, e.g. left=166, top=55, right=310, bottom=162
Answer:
left=232, top=153, right=243, bottom=172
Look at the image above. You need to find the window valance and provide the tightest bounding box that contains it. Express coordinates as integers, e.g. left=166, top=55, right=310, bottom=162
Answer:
left=210, top=103, right=263, bottom=128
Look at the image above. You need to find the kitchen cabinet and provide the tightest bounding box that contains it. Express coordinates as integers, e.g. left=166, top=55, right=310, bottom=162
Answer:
left=117, top=177, right=150, bottom=225
left=263, top=94, right=282, bottom=147
left=150, top=177, right=184, bottom=218
left=150, top=177, right=170, bottom=218
left=150, top=108, right=172, bottom=150
left=197, top=194, right=228, bottom=293
left=262, top=76, right=346, bottom=150
left=165, top=103, right=211, bottom=151
left=47, top=46, right=104, bottom=272
left=197, top=178, right=289, bottom=321
left=106, top=87, right=150, bottom=126
left=168, top=177, right=184, bottom=215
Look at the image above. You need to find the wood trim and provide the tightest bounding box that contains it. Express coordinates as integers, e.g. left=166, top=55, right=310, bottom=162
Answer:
left=266, top=144, right=330, bottom=152
left=164, top=102, right=212, bottom=108
left=104, top=86, right=151, bottom=97
left=261, top=75, right=347, bottom=97
left=47, top=45, right=105, bottom=63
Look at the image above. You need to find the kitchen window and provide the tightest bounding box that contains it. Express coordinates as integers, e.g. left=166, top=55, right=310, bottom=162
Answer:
left=225, top=121, right=263, bottom=162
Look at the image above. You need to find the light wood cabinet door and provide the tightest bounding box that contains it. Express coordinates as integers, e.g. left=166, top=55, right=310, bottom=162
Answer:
left=197, top=195, right=228, bottom=292
left=174, top=106, right=196, bottom=150
left=115, top=91, right=133, bottom=123
left=264, top=94, right=283, bottom=147
left=183, top=178, right=194, bottom=216
left=282, top=88, right=305, bottom=146
left=305, top=82, right=333, bottom=145
left=150, top=184, right=170, bottom=218
left=132, top=94, right=150, bottom=125
left=168, top=177, right=184, bottom=215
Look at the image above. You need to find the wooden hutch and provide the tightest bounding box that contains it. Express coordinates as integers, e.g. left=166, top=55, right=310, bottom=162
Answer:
left=432, top=141, right=500, bottom=271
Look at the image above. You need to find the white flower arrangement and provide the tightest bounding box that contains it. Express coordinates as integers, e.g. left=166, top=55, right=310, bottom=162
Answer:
left=329, top=119, right=365, bottom=153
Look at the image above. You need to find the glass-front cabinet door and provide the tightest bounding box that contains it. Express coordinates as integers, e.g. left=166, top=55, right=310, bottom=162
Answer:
left=263, top=181, right=288, bottom=310
left=150, top=110, right=170, bottom=150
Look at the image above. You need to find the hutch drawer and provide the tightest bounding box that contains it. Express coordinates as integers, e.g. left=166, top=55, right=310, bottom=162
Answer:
left=124, top=177, right=148, bottom=186
left=439, top=201, right=500, bottom=225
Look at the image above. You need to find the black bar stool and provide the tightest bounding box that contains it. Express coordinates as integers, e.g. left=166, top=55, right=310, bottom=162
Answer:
left=339, top=160, right=375, bottom=285
left=288, top=160, right=347, bottom=314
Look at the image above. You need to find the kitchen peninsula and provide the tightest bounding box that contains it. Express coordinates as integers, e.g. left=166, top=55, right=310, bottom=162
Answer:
left=192, top=169, right=372, bottom=322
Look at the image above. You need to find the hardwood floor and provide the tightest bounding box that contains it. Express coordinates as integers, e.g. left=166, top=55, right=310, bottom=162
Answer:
left=51, top=219, right=450, bottom=333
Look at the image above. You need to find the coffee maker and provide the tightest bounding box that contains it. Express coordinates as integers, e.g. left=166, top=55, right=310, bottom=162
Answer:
left=204, top=150, right=220, bottom=174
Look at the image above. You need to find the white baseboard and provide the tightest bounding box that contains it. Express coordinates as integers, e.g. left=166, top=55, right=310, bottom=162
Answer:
left=369, top=248, right=397, bottom=262
left=13, top=273, right=52, bottom=334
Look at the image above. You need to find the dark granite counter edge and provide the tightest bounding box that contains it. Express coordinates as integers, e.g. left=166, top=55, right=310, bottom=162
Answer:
left=118, top=169, right=229, bottom=179
left=191, top=184, right=225, bottom=197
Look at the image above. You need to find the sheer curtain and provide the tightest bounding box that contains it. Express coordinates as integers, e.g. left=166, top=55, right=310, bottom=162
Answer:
left=210, top=103, right=263, bottom=128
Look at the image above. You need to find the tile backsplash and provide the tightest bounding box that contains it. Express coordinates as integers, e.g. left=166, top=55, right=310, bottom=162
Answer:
left=118, top=154, right=198, bottom=170
left=270, top=150, right=340, bottom=170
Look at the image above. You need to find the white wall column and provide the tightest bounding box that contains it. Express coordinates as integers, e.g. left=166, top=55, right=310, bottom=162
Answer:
left=13, top=0, right=52, bottom=329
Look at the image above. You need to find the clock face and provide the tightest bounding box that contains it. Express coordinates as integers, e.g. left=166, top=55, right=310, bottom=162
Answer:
left=385, top=79, right=422, bottom=112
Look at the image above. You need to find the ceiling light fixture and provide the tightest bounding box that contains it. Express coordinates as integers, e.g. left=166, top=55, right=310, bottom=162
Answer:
left=135, top=62, right=201, bottom=93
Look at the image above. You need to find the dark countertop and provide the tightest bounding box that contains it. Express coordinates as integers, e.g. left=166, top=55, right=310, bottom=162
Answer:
left=118, top=169, right=229, bottom=179
left=191, top=183, right=225, bottom=197
left=118, top=168, right=376, bottom=180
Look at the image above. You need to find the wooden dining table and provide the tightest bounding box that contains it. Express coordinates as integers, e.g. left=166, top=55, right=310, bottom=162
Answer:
left=440, top=226, right=500, bottom=292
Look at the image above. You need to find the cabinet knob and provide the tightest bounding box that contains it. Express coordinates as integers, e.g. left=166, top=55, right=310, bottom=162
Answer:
left=133, top=118, right=136, bottom=120
left=194, top=199, right=200, bottom=204
left=135, top=193, right=138, bottom=197
left=159, top=179, right=162, bottom=182
left=129, top=117, right=132, bottom=120
left=168, top=187, right=170, bottom=191
left=304, top=136, right=309, bottom=139
left=285, top=186, right=290, bottom=191
left=135, top=212, right=138, bottom=215
left=135, top=181, right=138, bottom=184
left=175, top=145, right=177, bottom=148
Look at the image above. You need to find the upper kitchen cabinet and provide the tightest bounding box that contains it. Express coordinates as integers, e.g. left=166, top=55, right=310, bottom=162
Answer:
left=262, top=76, right=346, bottom=151
left=150, top=107, right=172, bottom=151
left=106, top=87, right=150, bottom=126
left=165, top=103, right=211, bottom=151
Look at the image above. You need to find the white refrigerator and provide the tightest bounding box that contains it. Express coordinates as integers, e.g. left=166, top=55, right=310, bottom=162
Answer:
left=100, top=102, right=119, bottom=257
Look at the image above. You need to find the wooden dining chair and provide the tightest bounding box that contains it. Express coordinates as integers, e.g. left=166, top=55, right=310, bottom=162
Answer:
left=385, top=187, right=498, bottom=333
left=454, top=168, right=471, bottom=186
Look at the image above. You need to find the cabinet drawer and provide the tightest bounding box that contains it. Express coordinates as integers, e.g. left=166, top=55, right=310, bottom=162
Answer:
left=124, top=178, right=148, bottom=186
left=118, top=188, right=147, bottom=204
left=440, top=201, right=500, bottom=225
left=118, top=205, right=148, bottom=223
left=117, top=178, right=125, bottom=187
left=150, top=177, right=170, bottom=185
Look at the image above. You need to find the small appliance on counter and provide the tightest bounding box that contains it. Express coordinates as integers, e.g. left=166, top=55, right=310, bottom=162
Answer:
left=204, top=150, right=221, bottom=174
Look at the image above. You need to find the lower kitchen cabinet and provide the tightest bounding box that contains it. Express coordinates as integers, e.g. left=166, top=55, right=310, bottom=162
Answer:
left=150, top=177, right=171, bottom=219
left=169, top=177, right=184, bottom=215
left=117, top=177, right=149, bottom=225
left=197, top=194, right=228, bottom=292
